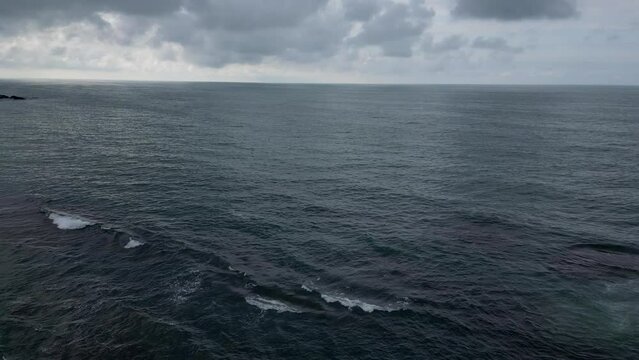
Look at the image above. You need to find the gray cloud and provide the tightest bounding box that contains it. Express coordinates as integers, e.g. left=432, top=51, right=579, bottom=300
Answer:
left=423, top=35, right=468, bottom=53
left=174, top=13, right=349, bottom=67
left=0, top=0, right=327, bottom=34
left=472, top=36, right=523, bottom=53
left=351, top=0, right=435, bottom=57
left=189, top=0, right=329, bottom=32
left=1, top=0, right=439, bottom=67
left=0, top=0, right=181, bottom=32
left=343, top=0, right=382, bottom=21
left=453, top=0, right=578, bottom=21
left=0, top=0, right=342, bottom=68
left=151, top=0, right=349, bottom=67
left=2, top=0, right=630, bottom=86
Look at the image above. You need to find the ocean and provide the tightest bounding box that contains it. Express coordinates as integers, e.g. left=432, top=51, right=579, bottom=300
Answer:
left=0, top=81, right=637, bottom=359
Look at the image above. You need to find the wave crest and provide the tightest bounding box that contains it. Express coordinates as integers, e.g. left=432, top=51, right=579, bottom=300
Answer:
left=48, top=211, right=94, bottom=230
left=124, top=238, right=144, bottom=249
left=320, top=294, right=403, bottom=313
left=245, top=296, right=302, bottom=313
left=303, top=284, right=407, bottom=313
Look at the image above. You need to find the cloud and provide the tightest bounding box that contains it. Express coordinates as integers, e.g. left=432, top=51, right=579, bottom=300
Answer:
left=0, top=0, right=182, bottom=33
left=171, top=9, right=350, bottom=67
left=188, top=0, right=329, bottom=32
left=423, top=35, right=468, bottom=53
left=0, top=0, right=635, bottom=85
left=452, top=0, right=578, bottom=21
left=351, top=0, right=435, bottom=57
left=343, top=0, right=382, bottom=21
left=0, top=0, right=439, bottom=68
left=471, top=36, right=522, bottom=53
left=0, top=0, right=182, bottom=18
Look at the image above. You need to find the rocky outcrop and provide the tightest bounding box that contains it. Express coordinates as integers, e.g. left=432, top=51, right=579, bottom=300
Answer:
left=0, top=94, right=26, bottom=100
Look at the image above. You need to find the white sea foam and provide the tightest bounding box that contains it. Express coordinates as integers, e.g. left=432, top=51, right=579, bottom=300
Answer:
left=302, top=282, right=405, bottom=313
left=320, top=293, right=406, bottom=313
left=245, top=296, right=301, bottom=313
left=124, top=238, right=143, bottom=249
left=48, top=212, right=94, bottom=230
left=171, top=271, right=201, bottom=304
left=228, top=265, right=248, bottom=276
left=320, top=294, right=384, bottom=312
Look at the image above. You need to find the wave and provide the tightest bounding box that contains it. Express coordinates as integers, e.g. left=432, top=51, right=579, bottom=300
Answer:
left=245, top=296, right=302, bottom=313
left=124, top=238, right=143, bottom=249
left=44, top=209, right=147, bottom=249
left=320, top=294, right=403, bottom=313
left=569, top=243, right=639, bottom=255
left=171, top=271, right=201, bottom=304
left=302, top=284, right=406, bottom=313
left=47, top=211, right=95, bottom=230
left=228, top=265, right=248, bottom=277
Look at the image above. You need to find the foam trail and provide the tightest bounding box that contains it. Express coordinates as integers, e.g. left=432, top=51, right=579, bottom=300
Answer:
left=171, top=271, right=201, bottom=304
left=228, top=266, right=248, bottom=276
left=302, top=283, right=402, bottom=313
left=320, top=293, right=405, bottom=313
left=48, top=212, right=94, bottom=230
left=245, top=296, right=301, bottom=313
left=125, top=238, right=143, bottom=249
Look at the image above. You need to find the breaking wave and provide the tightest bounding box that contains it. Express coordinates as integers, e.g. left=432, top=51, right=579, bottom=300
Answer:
left=170, top=271, right=201, bottom=305
left=302, top=284, right=407, bottom=313
left=124, top=238, right=143, bottom=249
left=245, top=295, right=302, bottom=313
left=47, top=211, right=94, bottom=230
left=320, top=293, right=406, bottom=313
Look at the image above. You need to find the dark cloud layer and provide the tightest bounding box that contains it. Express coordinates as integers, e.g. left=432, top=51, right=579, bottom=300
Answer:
left=0, top=0, right=440, bottom=68
left=1, top=0, right=633, bottom=85
left=422, top=35, right=467, bottom=53
left=343, top=0, right=382, bottom=21
left=2, top=0, right=569, bottom=79
left=0, top=0, right=181, bottom=27
left=0, top=0, right=181, bottom=17
left=453, top=0, right=578, bottom=21
left=352, top=0, right=434, bottom=57
left=189, top=0, right=329, bottom=31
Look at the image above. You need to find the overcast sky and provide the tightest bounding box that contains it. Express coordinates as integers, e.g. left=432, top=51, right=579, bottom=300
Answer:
left=0, top=0, right=637, bottom=84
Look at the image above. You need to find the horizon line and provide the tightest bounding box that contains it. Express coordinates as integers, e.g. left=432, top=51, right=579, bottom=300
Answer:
left=0, top=76, right=637, bottom=87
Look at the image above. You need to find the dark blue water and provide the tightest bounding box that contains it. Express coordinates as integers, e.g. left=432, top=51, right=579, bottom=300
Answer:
left=1, top=81, right=638, bottom=359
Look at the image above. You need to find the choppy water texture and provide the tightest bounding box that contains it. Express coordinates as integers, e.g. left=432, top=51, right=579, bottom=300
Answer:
left=0, top=81, right=638, bottom=359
